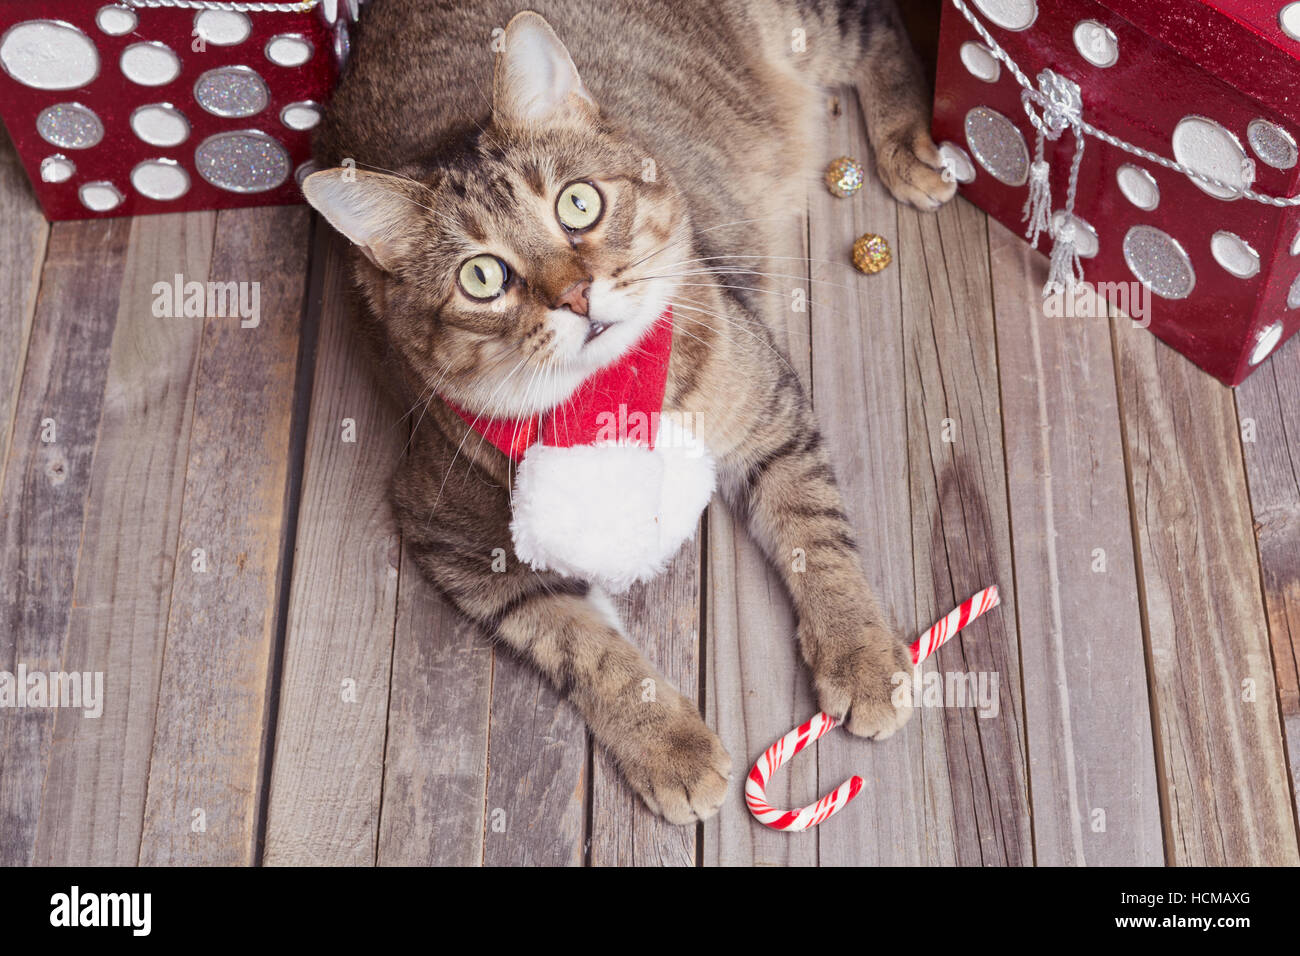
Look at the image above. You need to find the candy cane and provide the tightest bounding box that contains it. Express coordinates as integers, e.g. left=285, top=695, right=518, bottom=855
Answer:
left=746, top=586, right=1000, bottom=832
left=910, top=584, right=1000, bottom=665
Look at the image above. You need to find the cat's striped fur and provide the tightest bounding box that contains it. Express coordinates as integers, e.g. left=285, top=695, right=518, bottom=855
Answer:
left=305, top=0, right=953, bottom=824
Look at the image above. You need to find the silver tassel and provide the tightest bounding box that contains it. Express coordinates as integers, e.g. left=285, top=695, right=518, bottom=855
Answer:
left=1042, top=129, right=1088, bottom=297
left=1044, top=220, right=1083, bottom=297
left=1022, top=154, right=1052, bottom=249
left=1021, top=70, right=1087, bottom=295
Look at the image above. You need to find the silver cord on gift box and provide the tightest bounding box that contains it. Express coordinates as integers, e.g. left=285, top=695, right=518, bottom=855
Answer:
left=126, top=1, right=319, bottom=12
left=1020, top=69, right=1086, bottom=294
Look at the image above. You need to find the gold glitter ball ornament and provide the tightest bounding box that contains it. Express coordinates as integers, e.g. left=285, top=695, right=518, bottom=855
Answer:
left=824, top=156, right=865, bottom=198
left=851, top=233, right=892, bottom=274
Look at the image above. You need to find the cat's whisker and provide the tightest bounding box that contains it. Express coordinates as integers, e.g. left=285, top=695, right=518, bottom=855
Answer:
left=346, top=158, right=420, bottom=182
left=416, top=349, right=530, bottom=463
left=430, top=349, right=540, bottom=519
left=457, top=75, right=505, bottom=152
left=407, top=345, right=517, bottom=424
left=662, top=316, right=721, bottom=358
left=506, top=355, right=558, bottom=507
left=628, top=267, right=860, bottom=294
left=619, top=216, right=792, bottom=272
left=393, top=361, right=449, bottom=431
left=397, top=346, right=522, bottom=465
left=395, top=381, right=441, bottom=456
left=641, top=252, right=863, bottom=274
left=666, top=298, right=804, bottom=382
left=344, top=159, right=468, bottom=235
left=667, top=281, right=863, bottom=328
left=499, top=362, right=544, bottom=508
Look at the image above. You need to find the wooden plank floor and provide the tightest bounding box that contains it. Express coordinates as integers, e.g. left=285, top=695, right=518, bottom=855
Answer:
left=2, top=89, right=1299, bottom=865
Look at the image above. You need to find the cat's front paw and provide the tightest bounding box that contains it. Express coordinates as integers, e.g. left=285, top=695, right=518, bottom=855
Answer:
left=875, top=126, right=958, bottom=212
left=619, top=703, right=731, bottom=825
left=808, top=619, right=914, bottom=740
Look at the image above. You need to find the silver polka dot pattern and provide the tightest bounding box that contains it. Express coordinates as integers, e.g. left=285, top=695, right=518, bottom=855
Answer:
left=972, top=0, right=1038, bottom=31
left=294, top=160, right=319, bottom=185
left=1052, top=212, right=1099, bottom=257
left=40, top=154, right=74, bottom=182
left=1, top=20, right=100, bottom=90
left=195, top=131, right=290, bottom=193
left=333, top=20, right=350, bottom=69
left=1123, top=225, right=1195, bottom=300
left=36, top=103, right=103, bottom=149
left=1247, top=119, right=1298, bottom=170
left=964, top=106, right=1029, bottom=186
left=79, top=180, right=123, bottom=211
left=1250, top=322, right=1284, bottom=366
left=194, top=67, right=269, bottom=118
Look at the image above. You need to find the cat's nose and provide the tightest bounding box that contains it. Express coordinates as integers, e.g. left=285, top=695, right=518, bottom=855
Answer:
left=553, top=278, right=591, bottom=317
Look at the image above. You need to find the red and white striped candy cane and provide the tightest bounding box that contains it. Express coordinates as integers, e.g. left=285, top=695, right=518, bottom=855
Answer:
left=745, top=586, right=1000, bottom=832
left=910, top=584, right=1001, bottom=665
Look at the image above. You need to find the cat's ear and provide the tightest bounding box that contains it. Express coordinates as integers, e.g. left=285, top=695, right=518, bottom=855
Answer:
left=302, top=168, right=432, bottom=272
left=493, top=11, right=597, bottom=130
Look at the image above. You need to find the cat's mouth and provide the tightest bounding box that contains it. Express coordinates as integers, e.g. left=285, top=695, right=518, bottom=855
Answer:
left=583, top=319, right=612, bottom=345
left=559, top=276, right=677, bottom=374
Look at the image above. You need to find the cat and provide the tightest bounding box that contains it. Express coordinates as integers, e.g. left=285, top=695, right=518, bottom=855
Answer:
left=303, top=0, right=955, bottom=824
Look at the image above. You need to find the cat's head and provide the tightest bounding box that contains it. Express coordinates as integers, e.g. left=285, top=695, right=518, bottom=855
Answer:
left=303, top=11, right=689, bottom=418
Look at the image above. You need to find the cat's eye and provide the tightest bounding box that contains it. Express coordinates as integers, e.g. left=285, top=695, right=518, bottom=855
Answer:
left=458, top=254, right=509, bottom=300
left=556, top=181, right=603, bottom=232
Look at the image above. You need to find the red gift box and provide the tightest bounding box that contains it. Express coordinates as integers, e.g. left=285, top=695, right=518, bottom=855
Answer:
left=932, top=0, right=1300, bottom=385
left=0, top=0, right=364, bottom=221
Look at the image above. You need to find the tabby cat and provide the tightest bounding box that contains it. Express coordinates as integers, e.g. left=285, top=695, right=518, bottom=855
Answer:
left=304, top=0, right=955, bottom=824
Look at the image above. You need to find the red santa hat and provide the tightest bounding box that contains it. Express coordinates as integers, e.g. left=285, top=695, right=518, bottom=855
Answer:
left=447, top=308, right=715, bottom=593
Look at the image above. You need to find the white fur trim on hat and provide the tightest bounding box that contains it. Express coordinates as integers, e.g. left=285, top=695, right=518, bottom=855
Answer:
left=509, top=417, right=715, bottom=593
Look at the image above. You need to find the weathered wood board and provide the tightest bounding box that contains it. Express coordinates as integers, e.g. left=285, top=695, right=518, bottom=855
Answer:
left=990, top=223, right=1162, bottom=866
left=894, top=196, right=1030, bottom=866
left=1235, top=340, right=1300, bottom=825
left=262, top=228, right=405, bottom=865
left=377, top=569, right=492, bottom=866
left=589, top=547, right=702, bottom=866
left=702, top=197, right=815, bottom=865
left=0, top=127, right=48, bottom=483
left=0, top=218, right=130, bottom=866
left=139, top=207, right=310, bottom=865
left=34, top=212, right=216, bottom=865
left=1112, top=315, right=1299, bottom=865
